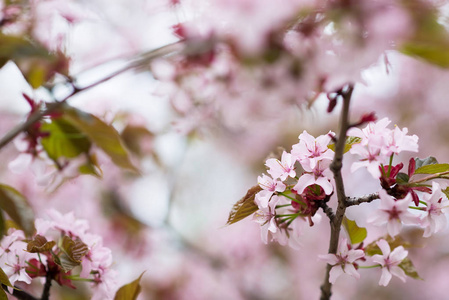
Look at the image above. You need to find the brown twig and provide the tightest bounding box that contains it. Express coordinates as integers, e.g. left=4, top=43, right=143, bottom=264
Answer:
left=320, top=84, right=353, bottom=300
left=345, top=193, right=379, bottom=207
left=0, top=41, right=184, bottom=153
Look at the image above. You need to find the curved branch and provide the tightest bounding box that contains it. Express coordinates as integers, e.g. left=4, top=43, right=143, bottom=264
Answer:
left=320, top=84, right=353, bottom=300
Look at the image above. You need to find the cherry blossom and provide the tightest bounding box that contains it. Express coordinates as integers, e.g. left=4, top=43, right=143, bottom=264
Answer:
left=255, top=174, right=286, bottom=208
left=293, top=160, right=334, bottom=195
left=253, top=195, right=280, bottom=244
left=265, top=151, right=296, bottom=181
left=319, top=238, right=365, bottom=283
left=291, top=130, right=334, bottom=170
left=2, top=241, right=38, bottom=286
left=367, top=190, right=419, bottom=237
left=372, top=239, right=408, bottom=286
left=421, top=182, right=449, bottom=238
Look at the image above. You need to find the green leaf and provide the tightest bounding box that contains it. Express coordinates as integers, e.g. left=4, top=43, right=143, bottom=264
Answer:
left=415, top=156, right=438, bottom=169
left=121, top=125, right=154, bottom=157
left=114, top=272, right=145, bottom=300
left=226, top=185, right=262, bottom=225
left=27, top=235, right=56, bottom=253
left=0, top=184, right=35, bottom=237
left=0, top=33, right=69, bottom=88
left=401, top=2, right=449, bottom=68
left=0, top=289, right=7, bottom=300
left=328, top=136, right=361, bottom=153
left=40, top=117, right=92, bottom=161
left=0, top=267, right=13, bottom=288
left=399, top=257, right=422, bottom=280
left=342, top=216, right=367, bottom=244
left=442, top=187, right=449, bottom=200
left=396, top=172, right=410, bottom=184
left=0, top=209, right=5, bottom=241
left=63, top=107, right=138, bottom=173
left=57, top=236, right=88, bottom=272
left=414, top=163, right=449, bottom=175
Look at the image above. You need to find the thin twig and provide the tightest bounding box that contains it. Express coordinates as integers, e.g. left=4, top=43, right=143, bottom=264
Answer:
left=318, top=202, right=335, bottom=222
left=345, top=193, right=379, bottom=207
left=0, top=41, right=184, bottom=153
left=320, top=84, right=353, bottom=300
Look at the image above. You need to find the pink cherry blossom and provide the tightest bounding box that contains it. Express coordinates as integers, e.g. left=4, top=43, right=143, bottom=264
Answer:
left=255, top=174, right=286, bottom=208
left=372, top=239, right=408, bottom=286
left=293, top=160, right=333, bottom=195
left=383, top=126, right=418, bottom=156
left=421, top=182, right=449, bottom=238
left=2, top=241, right=38, bottom=286
left=265, top=151, right=296, bottom=181
left=253, top=195, right=280, bottom=244
left=347, top=117, right=391, bottom=145
left=291, top=130, right=334, bottom=170
left=367, top=190, right=420, bottom=237
left=319, top=238, right=365, bottom=283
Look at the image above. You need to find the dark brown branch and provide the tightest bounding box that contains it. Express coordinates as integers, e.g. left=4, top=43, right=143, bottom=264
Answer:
left=40, top=272, right=52, bottom=300
left=320, top=84, right=353, bottom=300
left=3, top=285, right=39, bottom=300
left=345, top=193, right=379, bottom=207
left=318, top=202, right=335, bottom=222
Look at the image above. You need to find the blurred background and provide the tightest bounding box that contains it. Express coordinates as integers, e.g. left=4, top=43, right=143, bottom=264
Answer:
left=1, top=0, right=449, bottom=299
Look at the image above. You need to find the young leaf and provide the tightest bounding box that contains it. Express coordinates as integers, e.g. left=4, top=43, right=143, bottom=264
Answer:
left=114, top=272, right=145, bottom=300
left=27, top=235, right=56, bottom=253
left=40, top=117, right=92, bottom=161
left=0, top=184, right=35, bottom=237
left=414, top=156, right=438, bottom=169
left=414, top=163, right=449, bottom=175
left=0, top=289, right=7, bottom=300
left=399, top=257, right=422, bottom=280
left=56, top=236, right=88, bottom=272
left=328, top=136, right=361, bottom=153
left=342, top=216, right=367, bottom=245
left=0, top=267, right=13, bottom=288
left=226, top=185, right=261, bottom=225
left=396, top=173, right=410, bottom=185
left=442, top=187, right=449, bottom=200
left=63, top=107, right=139, bottom=173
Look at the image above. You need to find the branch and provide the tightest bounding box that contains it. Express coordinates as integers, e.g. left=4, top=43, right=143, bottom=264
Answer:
left=318, top=202, right=335, bottom=222
left=40, top=272, right=52, bottom=300
left=320, top=84, right=353, bottom=300
left=345, top=193, right=379, bottom=207
left=2, top=285, right=38, bottom=300
left=0, top=41, right=184, bottom=153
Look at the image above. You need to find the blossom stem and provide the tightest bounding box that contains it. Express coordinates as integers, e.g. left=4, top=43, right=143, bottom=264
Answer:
left=320, top=84, right=353, bottom=300
left=358, top=264, right=381, bottom=269
left=408, top=206, right=425, bottom=211
left=409, top=171, right=449, bottom=184
left=275, top=204, right=292, bottom=208
left=278, top=192, right=306, bottom=206
left=387, top=154, right=394, bottom=177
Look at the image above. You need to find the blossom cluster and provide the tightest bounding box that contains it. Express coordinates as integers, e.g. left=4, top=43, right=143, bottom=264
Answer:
left=251, top=117, right=449, bottom=286
left=0, top=209, right=117, bottom=299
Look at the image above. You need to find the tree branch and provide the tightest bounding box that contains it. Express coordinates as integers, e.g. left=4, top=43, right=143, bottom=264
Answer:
left=320, top=84, right=353, bottom=300
left=2, top=285, right=39, bottom=300
left=40, top=272, right=52, bottom=300
left=345, top=193, right=379, bottom=207
left=0, top=41, right=184, bottom=153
